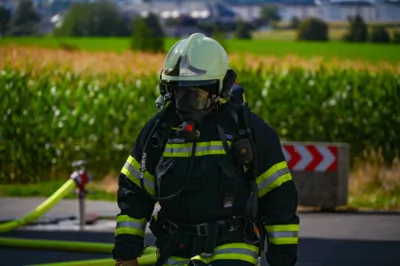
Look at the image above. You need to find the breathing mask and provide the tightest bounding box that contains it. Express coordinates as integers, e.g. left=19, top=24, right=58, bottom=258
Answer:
left=173, top=86, right=215, bottom=140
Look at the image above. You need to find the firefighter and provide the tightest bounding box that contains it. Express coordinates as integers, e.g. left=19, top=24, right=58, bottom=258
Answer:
left=113, top=33, right=299, bottom=266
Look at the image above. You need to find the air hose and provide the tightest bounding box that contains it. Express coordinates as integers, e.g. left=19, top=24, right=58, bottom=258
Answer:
left=0, top=179, right=76, bottom=233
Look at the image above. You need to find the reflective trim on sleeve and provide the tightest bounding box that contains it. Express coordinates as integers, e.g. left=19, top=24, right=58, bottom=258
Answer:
left=165, top=256, right=190, bottom=266
left=162, top=141, right=230, bottom=157
left=191, top=242, right=258, bottom=264
left=121, top=155, right=155, bottom=195
left=256, top=161, right=292, bottom=198
left=115, top=215, right=147, bottom=238
left=265, top=224, right=299, bottom=245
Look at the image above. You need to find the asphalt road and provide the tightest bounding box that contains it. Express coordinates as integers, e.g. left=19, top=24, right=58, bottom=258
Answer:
left=1, top=211, right=400, bottom=266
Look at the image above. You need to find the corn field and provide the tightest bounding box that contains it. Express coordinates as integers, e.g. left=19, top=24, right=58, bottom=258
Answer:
left=1, top=46, right=399, bottom=183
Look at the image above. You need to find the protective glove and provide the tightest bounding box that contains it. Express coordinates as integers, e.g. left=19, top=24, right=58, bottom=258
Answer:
left=115, top=259, right=139, bottom=266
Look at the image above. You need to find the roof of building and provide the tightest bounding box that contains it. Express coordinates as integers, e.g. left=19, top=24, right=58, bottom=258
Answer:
left=126, top=0, right=237, bottom=19
left=330, top=0, right=375, bottom=6
left=139, top=0, right=381, bottom=6
left=281, top=0, right=319, bottom=6
left=382, top=0, right=400, bottom=5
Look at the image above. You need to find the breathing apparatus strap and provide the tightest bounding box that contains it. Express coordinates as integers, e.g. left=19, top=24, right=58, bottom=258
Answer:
left=217, top=125, right=233, bottom=160
left=139, top=103, right=190, bottom=202
left=227, top=103, right=265, bottom=262
left=155, top=228, right=181, bottom=266
left=154, top=141, right=198, bottom=266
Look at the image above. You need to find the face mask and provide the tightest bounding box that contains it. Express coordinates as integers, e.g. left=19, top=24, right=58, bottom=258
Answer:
left=174, top=87, right=210, bottom=110
left=173, top=87, right=214, bottom=140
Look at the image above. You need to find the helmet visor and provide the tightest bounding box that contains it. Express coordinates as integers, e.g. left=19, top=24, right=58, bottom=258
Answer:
left=174, top=87, right=210, bottom=110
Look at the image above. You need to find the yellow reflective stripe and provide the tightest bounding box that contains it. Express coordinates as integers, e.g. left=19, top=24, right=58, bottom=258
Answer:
left=162, top=141, right=230, bottom=157
left=115, top=215, right=147, bottom=238
left=270, top=237, right=298, bottom=245
left=266, top=224, right=299, bottom=245
left=115, top=227, right=145, bottom=237
left=191, top=243, right=258, bottom=264
left=121, top=155, right=155, bottom=195
left=165, top=256, right=190, bottom=266
left=266, top=224, right=299, bottom=232
left=257, top=161, right=292, bottom=198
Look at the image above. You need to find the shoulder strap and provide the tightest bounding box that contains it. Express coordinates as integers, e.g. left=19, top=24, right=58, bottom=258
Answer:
left=217, top=103, right=241, bottom=158
left=238, top=103, right=254, bottom=141
left=219, top=103, right=256, bottom=173
left=145, top=104, right=176, bottom=165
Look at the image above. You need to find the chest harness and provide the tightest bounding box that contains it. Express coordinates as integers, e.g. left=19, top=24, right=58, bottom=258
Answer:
left=138, top=102, right=265, bottom=265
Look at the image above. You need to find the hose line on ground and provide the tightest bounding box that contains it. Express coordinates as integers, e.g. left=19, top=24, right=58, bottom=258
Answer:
left=0, top=177, right=157, bottom=265
left=0, top=179, right=76, bottom=233
left=30, top=254, right=157, bottom=266
left=0, top=237, right=157, bottom=266
left=0, top=237, right=157, bottom=255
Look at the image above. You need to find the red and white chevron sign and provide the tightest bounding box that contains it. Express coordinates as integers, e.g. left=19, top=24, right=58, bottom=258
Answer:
left=282, top=144, right=338, bottom=172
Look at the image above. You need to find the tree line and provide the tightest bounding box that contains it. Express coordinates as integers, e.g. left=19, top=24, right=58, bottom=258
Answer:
left=295, top=14, right=400, bottom=44
left=1, top=0, right=40, bottom=36
left=1, top=0, right=399, bottom=50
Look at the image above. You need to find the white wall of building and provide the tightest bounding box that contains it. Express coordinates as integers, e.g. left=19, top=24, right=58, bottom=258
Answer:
left=231, top=5, right=260, bottom=21
left=320, top=5, right=377, bottom=21
left=375, top=4, right=400, bottom=21
left=231, top=1, right=399, bottom=22
left=280, top=6, right=321, bottom=20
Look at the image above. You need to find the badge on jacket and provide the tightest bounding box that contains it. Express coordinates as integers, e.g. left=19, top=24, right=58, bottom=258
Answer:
left=223, top=196, right=234, bottom=208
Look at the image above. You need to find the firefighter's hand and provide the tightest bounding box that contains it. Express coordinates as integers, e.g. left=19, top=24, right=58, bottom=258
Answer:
left=115, top=259, right=139, bottom=266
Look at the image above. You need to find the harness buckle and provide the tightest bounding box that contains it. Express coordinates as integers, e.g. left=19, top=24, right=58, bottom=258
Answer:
left=165, top=219, right=178, bottom=234
left=196, top=223, right=208, bottom=236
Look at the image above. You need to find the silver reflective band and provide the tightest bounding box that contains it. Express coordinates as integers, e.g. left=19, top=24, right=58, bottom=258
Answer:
left=258, top=168, right=290, bottom=190
left=268, top=231, right=298, bottom=238
left=163, top=147, right=191, bottom=154
left=165, top=258, right=190, bottom=265
left=116, top=221, right=145, bottom=230
left=123, top=161, right=154, bottom=190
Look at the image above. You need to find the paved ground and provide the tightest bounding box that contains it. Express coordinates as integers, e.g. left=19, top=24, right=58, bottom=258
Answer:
left=1, top=198, right=400, bottom=266
left=0, top=197, right=120, bottom=222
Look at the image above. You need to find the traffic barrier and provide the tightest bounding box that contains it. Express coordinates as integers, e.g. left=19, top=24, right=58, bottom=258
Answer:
left=282, top=141, right=350, bottom=209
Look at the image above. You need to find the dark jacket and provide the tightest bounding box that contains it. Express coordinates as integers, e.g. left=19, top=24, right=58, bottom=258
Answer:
left=112, top=103, right=299, bottom=266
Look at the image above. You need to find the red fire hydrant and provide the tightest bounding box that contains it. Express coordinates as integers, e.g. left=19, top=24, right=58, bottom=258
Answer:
left=70, top=160, right=92, bottom=230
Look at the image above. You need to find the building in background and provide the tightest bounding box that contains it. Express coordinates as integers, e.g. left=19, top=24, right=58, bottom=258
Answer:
left=124, top=0, right=237, bottom=23
left=279, top=0, right=321, bottom=21
left=224, top=0, right=400, bottom=22
left=375, top=0, right=400, bottom=21
left=6, top=0, right=400, bottom=23
left=319, top=0, right=377, bottom=22
left=4, top=0, right=400, bottom=36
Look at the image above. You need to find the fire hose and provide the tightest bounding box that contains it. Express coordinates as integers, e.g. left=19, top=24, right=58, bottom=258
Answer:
left=0, top=160, right=157, bottom=265
left=0, top=178, right=76, bottom=233
left=0, top=237, right=156, bottom=265
left=30, top=256, right=156, bottom=266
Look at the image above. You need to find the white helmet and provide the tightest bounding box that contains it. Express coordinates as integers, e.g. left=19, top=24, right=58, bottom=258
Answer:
left=160, top=33, right=236, bottom=100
